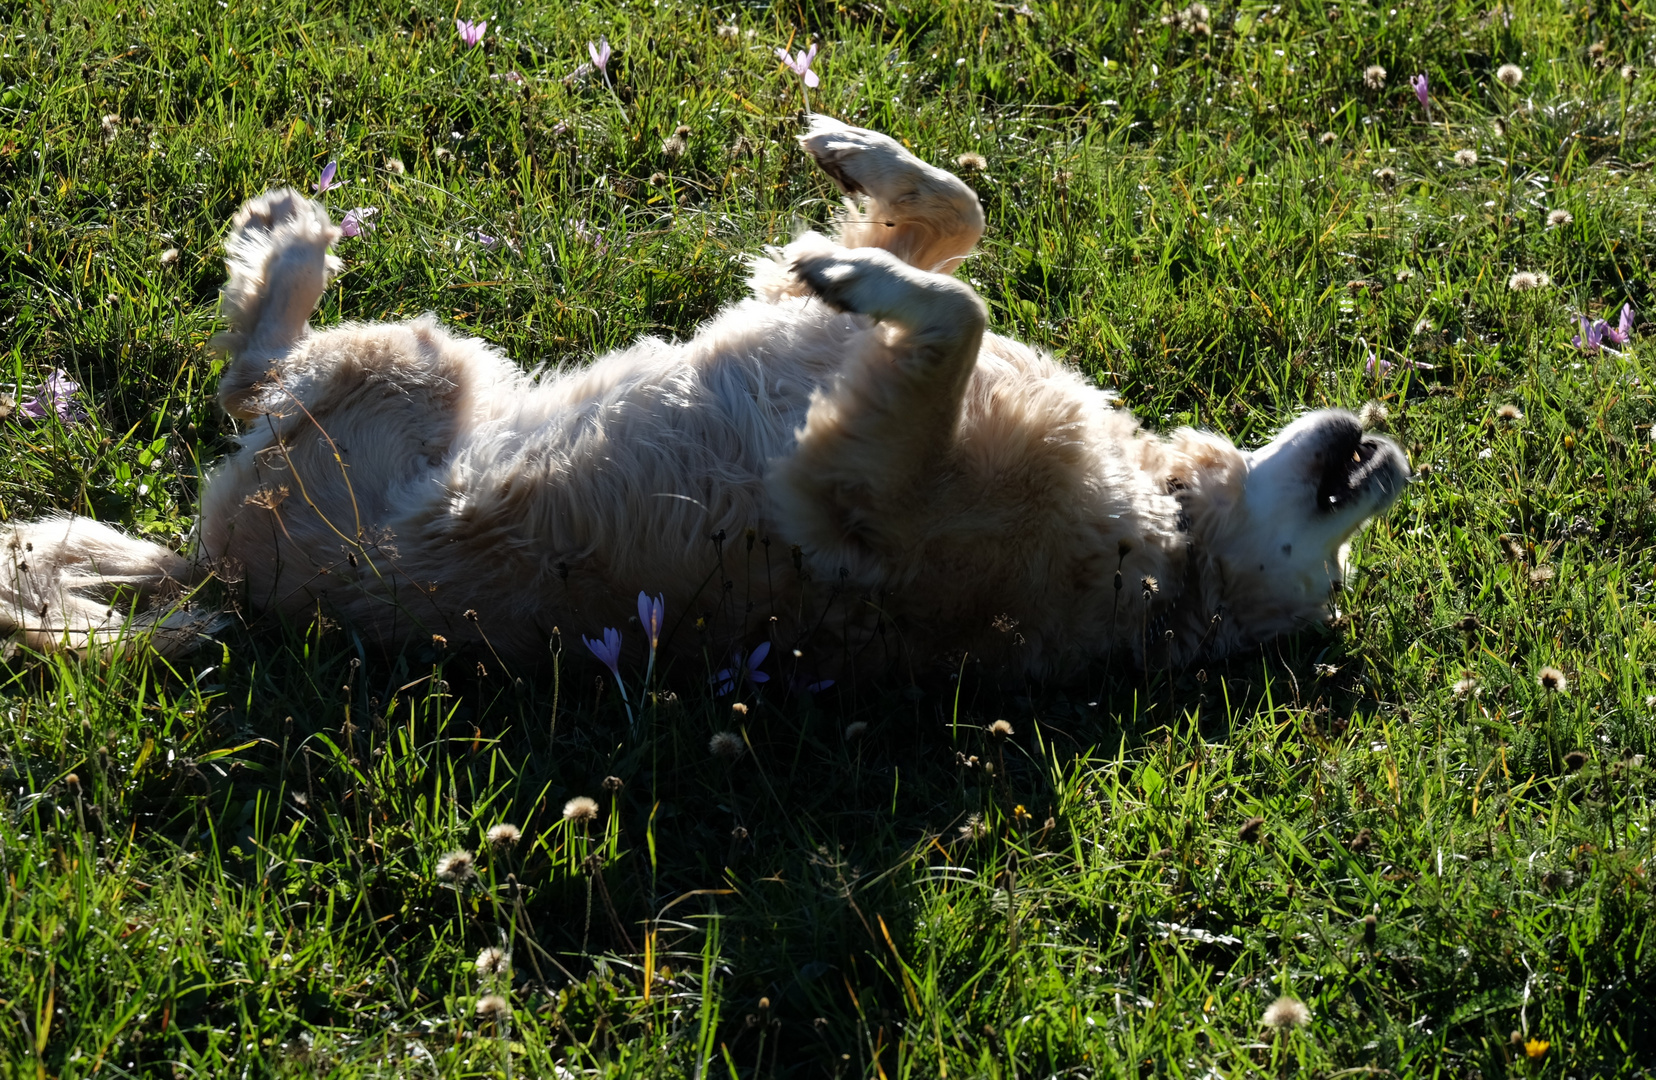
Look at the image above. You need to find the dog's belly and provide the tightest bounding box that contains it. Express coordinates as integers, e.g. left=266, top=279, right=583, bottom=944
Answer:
left=205, top=299, right=885, bottom=666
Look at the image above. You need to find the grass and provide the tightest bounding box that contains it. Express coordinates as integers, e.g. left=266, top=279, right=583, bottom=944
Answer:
left=4, top=0, right=1656, bottom=1074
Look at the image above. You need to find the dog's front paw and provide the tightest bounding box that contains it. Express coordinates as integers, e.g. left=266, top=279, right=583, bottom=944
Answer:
left=793, top=248, right=910, bottom=317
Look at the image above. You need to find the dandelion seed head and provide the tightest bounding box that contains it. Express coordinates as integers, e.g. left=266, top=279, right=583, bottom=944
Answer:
left=709, top=731, right=746, bottom=760
left=1537, top=666, right=1569, bottom=694
left=844, top=721, right=869, bottom=741
left=486, top=823, right=522, bottom=850
left=602, top=774, right=624, bottom=793
left=159, top=247, right=179, bottom=265
left=1622, top=64, right=1638, bottom=82
left=1529, top=564, right=1555, bottom=584
left=1318, top=131, right=1337, bottom=147
left=958, top=813, right=989, bottom=841
left=1452, top=675, right=1479, bottom=699
left=1374, top=166, right=1398, bottom=187
left=1547, top=209, right=1573, bottom=227
left=955, top=151, right=988, bottom=171
left=1496, top=63, right=1524, bottom=87
left=988, top=719, right=1014, bottom=739
left=1358, top=401, right=1389, bottom=429
left=475, top=994, right=510, bottom=1022
left=562, top=796, right=600, bottom=822
left=1363, top=64, right=1387, bottom=89
left=1454, top=148, right=1479, bottom=166
left=1395, top=267, right=1415, bottom=284
left=1507, top=271, right=1542, bottom=291
left=386, top=157, right=406, bottom=175
left=475, top=946, right=510, bottom=978
left=663, top=125, right=691, bottom=159
left=1496, top=403, right=1524, bottom=423
left=1262, top=995, right=1312, bottom=1028
left=435, top=849, right=476, bottom=883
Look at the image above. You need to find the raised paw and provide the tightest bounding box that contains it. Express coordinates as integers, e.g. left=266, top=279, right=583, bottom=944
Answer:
left=799, top=116, right=931, bottom=202
left=792, top=247, right=912, bottom=318
left=229, top=187, right=336, bottom=243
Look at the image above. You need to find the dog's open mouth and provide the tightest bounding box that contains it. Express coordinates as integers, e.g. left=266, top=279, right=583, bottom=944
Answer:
left=1316, top=426, right=1407, bottom=514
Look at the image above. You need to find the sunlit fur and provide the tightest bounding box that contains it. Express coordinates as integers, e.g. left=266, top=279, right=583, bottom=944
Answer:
left=0, top=117, right=1409, bottom=682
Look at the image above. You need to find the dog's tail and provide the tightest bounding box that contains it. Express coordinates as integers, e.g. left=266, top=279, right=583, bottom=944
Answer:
left=0, top=517, right=223, bottom=658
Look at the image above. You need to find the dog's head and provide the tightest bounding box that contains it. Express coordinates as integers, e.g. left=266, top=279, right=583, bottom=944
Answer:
left=1170, top=409, right=1409, bottom=657
left=1238, top=408, right=1410, bottom=578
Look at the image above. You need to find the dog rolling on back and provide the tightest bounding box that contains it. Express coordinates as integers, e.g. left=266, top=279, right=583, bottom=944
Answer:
left=1, top=117, right=1409, bottom=682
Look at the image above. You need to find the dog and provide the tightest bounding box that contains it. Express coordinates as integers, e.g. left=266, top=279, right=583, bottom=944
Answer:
left=0, top=117, right=1409, bottom=685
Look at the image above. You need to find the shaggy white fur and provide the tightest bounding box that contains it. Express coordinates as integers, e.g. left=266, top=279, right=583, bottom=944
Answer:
left=0, top=117, right=1409, bottom=683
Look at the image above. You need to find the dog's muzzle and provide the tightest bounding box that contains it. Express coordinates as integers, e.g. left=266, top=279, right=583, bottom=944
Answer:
left=1313, top=415, right=1410, bottom=514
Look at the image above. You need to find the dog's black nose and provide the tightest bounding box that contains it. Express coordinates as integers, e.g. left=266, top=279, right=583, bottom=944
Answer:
left=1314, top=416, right=1405, bottom=513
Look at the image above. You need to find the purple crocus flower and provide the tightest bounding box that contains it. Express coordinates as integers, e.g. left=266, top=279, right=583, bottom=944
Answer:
left=637, top=592, right=664, bottom=651
left=1363, top=338, right=1433, bottom=376
left=714, top=641, right=771, bottom=695
left=777, top=42, right=820, bottom=88
left=1572, top=314, right=1609, bottom=353
left=1411, top=72, right=1429, bottom=108
left=1604, top=302, right=1636, bottom=345
left=338, top=207, right=378, bottom=238
left=571, top=219, right=607, bottom=253
left=313, top=160, right=338, bottom=194
left=456, top=18, right=487, bottom=48
left=584, top=627, right=623, bottom=676
left=588, top=36, right=611, bottom=73
left=18, top=369, right=87, bottom=424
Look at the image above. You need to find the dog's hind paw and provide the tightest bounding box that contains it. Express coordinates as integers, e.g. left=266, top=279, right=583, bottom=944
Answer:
left=800, top=116, right=929, bottom=203
left=229, top=188, right=335, bottom=243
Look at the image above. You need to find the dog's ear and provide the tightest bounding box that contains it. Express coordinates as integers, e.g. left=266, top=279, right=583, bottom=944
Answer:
left=1162, top=428, right=1249, bottom=539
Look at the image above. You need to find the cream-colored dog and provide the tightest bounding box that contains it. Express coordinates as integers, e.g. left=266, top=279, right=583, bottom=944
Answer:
left=2, top=118, right=1408, bottom=683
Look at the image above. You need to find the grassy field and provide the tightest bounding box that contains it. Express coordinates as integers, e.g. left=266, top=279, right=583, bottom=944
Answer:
left=4, top=0, right=1656, bottom=1074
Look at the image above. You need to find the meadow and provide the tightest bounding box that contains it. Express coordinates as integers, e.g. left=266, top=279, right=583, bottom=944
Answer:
left=3, top=0, right=1656, bottom=1074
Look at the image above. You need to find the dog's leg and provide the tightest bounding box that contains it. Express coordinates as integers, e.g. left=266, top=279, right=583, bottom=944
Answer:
left=768, top=246, right=987, bottom=581
left=801, top=116, right=985, bottom=275
left=746, top=119, right=985, bottom=303
left=209, top=188, right=341, bottom=419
